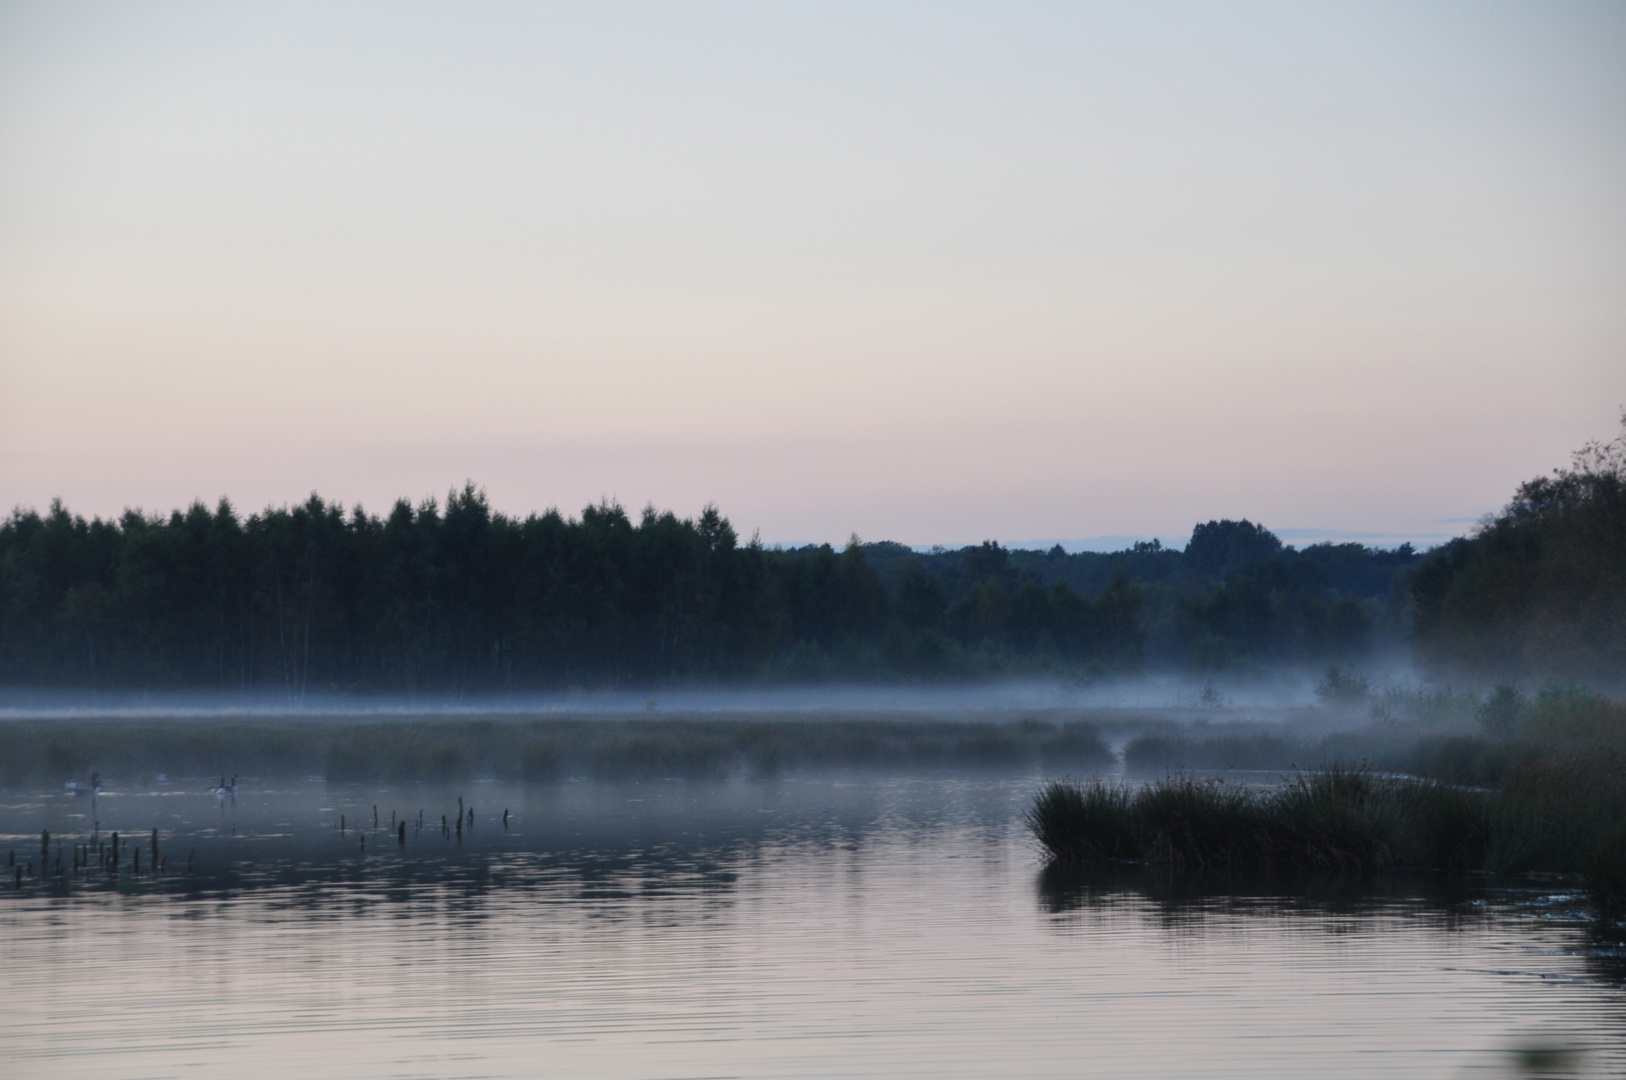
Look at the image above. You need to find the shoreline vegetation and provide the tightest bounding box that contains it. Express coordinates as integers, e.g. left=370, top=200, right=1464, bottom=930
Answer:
left=1026, top=682, right=1626, bottom=919
left=1026, top=764, right=1626, bottom=921
left=1027, top=685, right=1626, bottom=922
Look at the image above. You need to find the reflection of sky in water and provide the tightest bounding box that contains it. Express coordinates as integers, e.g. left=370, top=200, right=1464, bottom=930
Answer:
left=3, top=777, right=1623, bottom=1078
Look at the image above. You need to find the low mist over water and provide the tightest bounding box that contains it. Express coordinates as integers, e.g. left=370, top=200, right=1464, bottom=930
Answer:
left=4, top=7, right=1624, bottom=1072
left=0, top=671, right=1367, bottom=726
left=4, top=771, right=1624, bottom=1079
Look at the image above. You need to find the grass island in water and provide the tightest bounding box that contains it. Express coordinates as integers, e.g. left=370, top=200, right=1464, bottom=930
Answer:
left=1027, top=757, right=1626, bottom=919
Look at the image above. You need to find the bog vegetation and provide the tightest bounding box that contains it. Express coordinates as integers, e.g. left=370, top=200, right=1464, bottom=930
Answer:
left=1026, top=763, right=1626, bottom=918
left=1031, top=680, right=1626, bottom=918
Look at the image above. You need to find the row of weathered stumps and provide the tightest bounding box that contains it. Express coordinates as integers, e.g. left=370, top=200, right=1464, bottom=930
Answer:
left=12, top=790, right=514, bottom=888
left=10, top=826, right=187, bottom=888
left=336, top=795, right=511, bottom=853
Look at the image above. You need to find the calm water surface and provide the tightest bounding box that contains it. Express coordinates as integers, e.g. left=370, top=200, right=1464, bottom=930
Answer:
left=2, top=775, right=1623, bottom=1078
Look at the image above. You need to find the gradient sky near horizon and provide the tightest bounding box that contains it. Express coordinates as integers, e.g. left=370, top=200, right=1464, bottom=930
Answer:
left=2, top=2, right=1623, bottom=549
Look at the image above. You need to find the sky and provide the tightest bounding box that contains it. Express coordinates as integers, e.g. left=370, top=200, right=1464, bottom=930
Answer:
left=2, top=2, right=1623, bottom=549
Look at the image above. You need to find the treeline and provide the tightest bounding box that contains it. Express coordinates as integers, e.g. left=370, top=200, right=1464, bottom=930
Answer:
left=0, top=487, right=1409, bottom=692
left=1412, top=416, right=1626, bottom=684
left=872, top=519, right=1416, bottom=672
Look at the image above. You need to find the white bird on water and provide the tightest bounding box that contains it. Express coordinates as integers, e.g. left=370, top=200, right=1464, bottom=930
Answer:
left=212, top=776, right=238, bottom=802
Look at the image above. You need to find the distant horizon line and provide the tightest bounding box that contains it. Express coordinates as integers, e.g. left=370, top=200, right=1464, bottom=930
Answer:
left=6, top=491, right=1470, bottom=555
left=767, top=528, right=1459, bottom=556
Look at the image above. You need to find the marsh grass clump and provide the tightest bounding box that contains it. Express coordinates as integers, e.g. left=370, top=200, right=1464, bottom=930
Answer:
left=1393, top=778, right=1492, bottom=871
left=1029, top=761, right=1626, bottom=916
left=1493, top=751, right=1626, bottom=868
left=1586, top=820, right=1626, bottom=921
left=1023, top=778, right=1133, bottom=863
left=1130, top=773, right=1265, bottom=870
left=1521, top=685, right=1626, bottom=745
left=1404, top=735, right=1542, bottom=788
left=1268, top=768, right=1405, bottom=873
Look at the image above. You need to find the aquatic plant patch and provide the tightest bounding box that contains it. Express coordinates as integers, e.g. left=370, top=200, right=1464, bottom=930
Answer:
left=1027, top=760, right=1626, bottom=917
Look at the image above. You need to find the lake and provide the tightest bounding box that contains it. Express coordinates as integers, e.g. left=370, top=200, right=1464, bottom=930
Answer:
left=3, top=774, right=1623, bottom=1078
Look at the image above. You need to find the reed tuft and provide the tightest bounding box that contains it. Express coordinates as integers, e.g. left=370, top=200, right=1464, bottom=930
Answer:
left=1029, top=760, right=1626, bottom=917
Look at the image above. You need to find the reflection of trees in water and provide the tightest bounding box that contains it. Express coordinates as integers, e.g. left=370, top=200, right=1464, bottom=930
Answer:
left=1042, top=861, right=1495, bottom=923
left=1581, top=925, right=1626, bottom=988
left=1037, top=862, right=1626, bottom=990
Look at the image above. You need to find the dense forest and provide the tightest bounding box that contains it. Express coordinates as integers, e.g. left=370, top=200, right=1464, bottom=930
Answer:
left=6, top=418, right=1619, bottom=694
left=0, top=488, right=1420, bottom=692
left=1411, top=417, right=1626, bottom=684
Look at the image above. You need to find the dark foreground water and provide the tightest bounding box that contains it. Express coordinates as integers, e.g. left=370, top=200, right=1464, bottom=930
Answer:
left=2, top=775, right=1623, bottom=1078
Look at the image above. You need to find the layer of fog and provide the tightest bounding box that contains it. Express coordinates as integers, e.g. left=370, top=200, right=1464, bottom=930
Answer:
left=0, top=668, right=1425, bottom=723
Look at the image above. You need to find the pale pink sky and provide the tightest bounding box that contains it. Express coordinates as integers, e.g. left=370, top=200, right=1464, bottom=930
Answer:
left=2, top=2, right=1623, bottom=547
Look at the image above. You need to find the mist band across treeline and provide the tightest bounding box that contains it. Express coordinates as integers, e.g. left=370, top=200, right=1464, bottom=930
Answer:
left=2, top=421, right=1621, bottom=692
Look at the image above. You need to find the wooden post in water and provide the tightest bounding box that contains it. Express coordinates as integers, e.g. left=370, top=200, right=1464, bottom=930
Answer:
left=398, top=821, right=406, bottom=846
left=340, top=815, right=345, bottom=835
left=503, top=809, right=509, bottom=830
left=41, top=830, right=49, bottom=862
left=373, top=805, right=378, bottom=829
